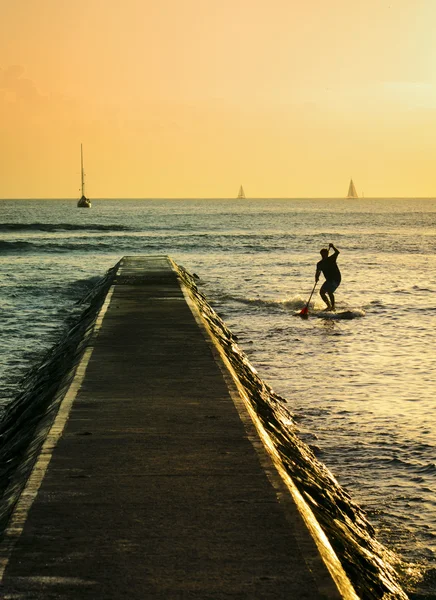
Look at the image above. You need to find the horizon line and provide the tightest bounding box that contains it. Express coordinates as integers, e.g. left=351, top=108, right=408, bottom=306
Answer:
left=1, top=196, right=436, bottom=201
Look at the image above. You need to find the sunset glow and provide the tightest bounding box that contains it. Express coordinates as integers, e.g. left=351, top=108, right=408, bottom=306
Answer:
left=1, top=0, right=436, bottom=198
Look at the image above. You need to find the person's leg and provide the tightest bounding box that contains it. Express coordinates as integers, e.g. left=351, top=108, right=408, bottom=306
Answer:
left=327, top=281, right=340, bottom=310
left=320, top=282, right=331, bottom=309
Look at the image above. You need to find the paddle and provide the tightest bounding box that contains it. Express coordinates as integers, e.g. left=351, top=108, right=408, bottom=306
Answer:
left=299, top=281, right=317, bottom=318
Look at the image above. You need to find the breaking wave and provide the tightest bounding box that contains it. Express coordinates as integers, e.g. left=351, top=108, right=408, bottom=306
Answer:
left=0, top=223, right=131, bottom=232
left=214, top=293, right=307, bottom=310
left=212, top=292, right=366, bottom=319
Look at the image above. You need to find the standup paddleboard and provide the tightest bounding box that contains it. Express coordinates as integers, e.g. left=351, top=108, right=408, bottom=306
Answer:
left=294, top=309, right=365, bottom=320
left=317, top=309, right=365, bottom=320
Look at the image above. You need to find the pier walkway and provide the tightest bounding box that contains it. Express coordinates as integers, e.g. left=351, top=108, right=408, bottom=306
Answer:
left=0, top=256, right=355, bottom=599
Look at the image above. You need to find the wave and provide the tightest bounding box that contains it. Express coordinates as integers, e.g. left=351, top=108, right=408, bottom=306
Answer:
left=0, top=238, right=286, bottom=255
left=0, top=240, right=141, bottom=253
left=214, top=292, right=307, bottom=310
left=375, top=456, right=436, bottom=475
left=0, top=241, right=35, bottom=252
left=416, top=463, right=436, bottom=474
left=0, top=223, right=131, bottom=232
left=213, top=293, right=366, bottom=320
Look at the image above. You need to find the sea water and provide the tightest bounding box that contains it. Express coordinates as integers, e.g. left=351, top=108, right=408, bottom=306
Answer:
left=0, top=198, right=435, bottom=597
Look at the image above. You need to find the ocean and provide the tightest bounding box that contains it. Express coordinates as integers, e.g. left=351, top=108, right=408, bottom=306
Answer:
left=0, top=198, right=435, bottom=598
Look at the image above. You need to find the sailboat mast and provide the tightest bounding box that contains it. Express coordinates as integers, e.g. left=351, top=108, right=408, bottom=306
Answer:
left=81, top=144, right=85, bottom=197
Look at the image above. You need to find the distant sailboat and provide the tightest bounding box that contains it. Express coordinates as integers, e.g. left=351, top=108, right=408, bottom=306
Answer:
left=237, top=185, right=246, bottom=199
left=347, top=178, right=358, bottom=199
left=77, top=144, right=91, bottom=208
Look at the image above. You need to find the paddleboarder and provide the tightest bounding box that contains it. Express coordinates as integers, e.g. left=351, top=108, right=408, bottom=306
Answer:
left=315, top=243, right=341, bottom=311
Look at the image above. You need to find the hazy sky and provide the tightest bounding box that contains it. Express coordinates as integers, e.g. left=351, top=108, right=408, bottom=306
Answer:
left=1, top=0, right=436, bottom=198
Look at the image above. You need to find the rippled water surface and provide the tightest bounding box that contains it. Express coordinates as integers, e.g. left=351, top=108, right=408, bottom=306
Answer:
left=0, top=198, right=435, bottom=597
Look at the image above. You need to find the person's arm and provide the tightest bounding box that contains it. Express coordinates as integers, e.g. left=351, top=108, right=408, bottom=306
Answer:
left=329, top=243, right=339, bottom=257
left=315, top=265, right=321, bottom=282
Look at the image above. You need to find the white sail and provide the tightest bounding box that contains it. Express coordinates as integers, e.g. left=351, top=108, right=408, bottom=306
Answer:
left=347, top=178, right=358, bottom=199
left=237, top=185, right=245, bottom=199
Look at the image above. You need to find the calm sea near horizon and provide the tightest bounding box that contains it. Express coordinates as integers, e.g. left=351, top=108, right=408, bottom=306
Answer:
left=0, top=198, right=435, bottom=598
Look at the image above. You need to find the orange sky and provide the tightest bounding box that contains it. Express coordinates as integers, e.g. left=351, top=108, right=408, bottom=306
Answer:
left=1, top=0, right=436, bottom=198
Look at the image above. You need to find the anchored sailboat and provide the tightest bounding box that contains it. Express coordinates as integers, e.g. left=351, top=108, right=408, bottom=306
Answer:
left=77, top=144, right=91, bottom=208
left=237, top=185, right=246, bottom=199
left=346, top=178, right=358, bottom=199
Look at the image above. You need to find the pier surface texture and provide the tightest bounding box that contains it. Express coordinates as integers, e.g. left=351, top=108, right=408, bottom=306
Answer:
left=0, top=256, right=356, bottom=599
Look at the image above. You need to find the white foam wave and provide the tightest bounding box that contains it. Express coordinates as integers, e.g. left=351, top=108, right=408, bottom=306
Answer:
left=214, top=292, right=366, bottom=319
left=217, top=293, right=309, bottom=311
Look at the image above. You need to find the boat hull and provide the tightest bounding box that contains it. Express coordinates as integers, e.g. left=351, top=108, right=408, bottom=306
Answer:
left=77, top=196, right=91, bottom=208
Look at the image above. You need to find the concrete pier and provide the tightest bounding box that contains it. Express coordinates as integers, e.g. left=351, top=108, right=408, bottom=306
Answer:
left=0, top=256, right=357, bottom=599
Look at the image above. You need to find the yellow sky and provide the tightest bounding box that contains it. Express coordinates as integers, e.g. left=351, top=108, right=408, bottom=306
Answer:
left=1, top=0, right=436, bottom=198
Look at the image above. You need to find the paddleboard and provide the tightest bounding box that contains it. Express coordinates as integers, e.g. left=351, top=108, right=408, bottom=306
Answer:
left=294, top=309, right=365, bottom=320
left=316, top=309, right=364, bottom=320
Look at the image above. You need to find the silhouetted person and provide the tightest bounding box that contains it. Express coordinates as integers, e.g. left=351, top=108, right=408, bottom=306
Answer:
left=315, top=243, right=341, bottom=310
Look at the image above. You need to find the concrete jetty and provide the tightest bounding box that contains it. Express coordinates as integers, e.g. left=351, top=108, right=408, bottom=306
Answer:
left=0, top=256, right=358, bottom=599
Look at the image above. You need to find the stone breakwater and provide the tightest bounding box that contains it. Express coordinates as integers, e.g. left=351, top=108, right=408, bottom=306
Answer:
left=0, top=262, right=120, bottom=533
left=0, top=259, right=408, bottom=599
left=175, top=263, right=409, bottom=600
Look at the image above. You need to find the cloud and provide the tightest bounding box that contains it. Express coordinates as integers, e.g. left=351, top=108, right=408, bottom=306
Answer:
left=0, top=64, right=84, bottom=136
left=0, top=65, right=44, bottom=105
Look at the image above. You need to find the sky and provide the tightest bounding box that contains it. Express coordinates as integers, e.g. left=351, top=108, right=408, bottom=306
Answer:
left=1, top=0, right=436, bottom=198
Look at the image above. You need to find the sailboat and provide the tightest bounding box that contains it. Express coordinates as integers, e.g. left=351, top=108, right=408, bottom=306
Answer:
left=237, top=185, right=246, bottom=199
left=77, top=144, right=91, bottom=208
left=346, top=178, right=358, bottom=199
